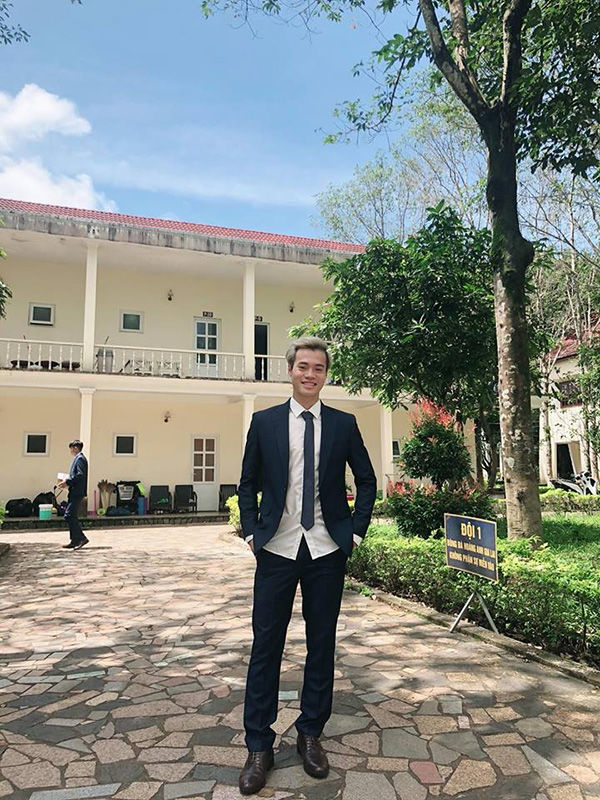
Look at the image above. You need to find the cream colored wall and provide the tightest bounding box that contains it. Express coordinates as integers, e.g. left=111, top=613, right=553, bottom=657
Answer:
left=255, top=284, right=328, bottom=359
left=88, top=393, right=244, bottom=503
left=0, top=256, right=85, bottom=342
left=0, top=250, right=329, bottom=359
left=0, top=388, right=81, bottom=505
left=95, top=268, right=243, bottom=352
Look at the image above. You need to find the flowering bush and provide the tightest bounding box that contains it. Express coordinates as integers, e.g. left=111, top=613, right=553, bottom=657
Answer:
left=387, top=483, right=495, bottom=538
left=401, top=400, right=471, bottom=489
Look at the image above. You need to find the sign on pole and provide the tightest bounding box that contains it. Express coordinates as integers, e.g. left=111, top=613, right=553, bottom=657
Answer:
left=444, top=513, right=498, bottom=582
left=444, top=513, right=499, bottom=633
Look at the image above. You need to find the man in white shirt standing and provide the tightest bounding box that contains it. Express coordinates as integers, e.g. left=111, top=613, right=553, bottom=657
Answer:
left=237, top=337, right=376, bottom=795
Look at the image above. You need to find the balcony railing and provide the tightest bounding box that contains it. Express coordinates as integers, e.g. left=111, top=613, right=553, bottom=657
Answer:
left=254, top=355, right=289, bottom=382
left=94, top=344, right=245, bottom=380
left=0, top=338, right=83, bottom=371
left=0, top=338, right=295, bottom=384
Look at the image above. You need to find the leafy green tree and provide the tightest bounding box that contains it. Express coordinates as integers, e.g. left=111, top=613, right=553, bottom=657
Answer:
left=0, top=272, right=11, bottom=319
left=316, top=94, right=487, bottom=243
left=204, top=0, right=600, bottom=538
left=0, top=0, right=81, bottom=44
left=577, top=340, right=600, bottom=478
left=400, top=401, right=471, bottom=489
left=295, top=203, right=505, bottom=483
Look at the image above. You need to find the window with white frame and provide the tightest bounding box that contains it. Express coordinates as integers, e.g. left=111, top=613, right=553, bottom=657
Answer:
left=29, top=303, right=55, bottom=326
left=392, top=439, right=401, bottom=460
left=120, top=311, right=143, bottom=332
left=24, top=432, right=49, bottom=455
left=114, top=434, right=137, bottom=456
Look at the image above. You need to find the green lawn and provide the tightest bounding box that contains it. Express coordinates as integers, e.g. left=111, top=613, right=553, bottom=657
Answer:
left=498, top=513, right=600, bottom=578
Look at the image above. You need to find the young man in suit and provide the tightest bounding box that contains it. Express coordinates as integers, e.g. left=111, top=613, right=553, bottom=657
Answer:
left=57, top=439, right=89, bottom=550
left=237, top=337, right=376, bottom=795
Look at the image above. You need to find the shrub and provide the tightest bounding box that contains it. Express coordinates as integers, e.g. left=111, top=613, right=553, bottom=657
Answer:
left=540, top=490, right=600, bottom=513
left=349, top=523, right=600, bottom=666
left=387, top=484, right=495, bottom=538
left=400, top=400, right=471, bottom=489
left=226, top=494, right=241, bottom=532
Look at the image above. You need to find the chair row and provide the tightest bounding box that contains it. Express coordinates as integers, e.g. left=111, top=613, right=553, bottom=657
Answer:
left=146, top=483, right=238, bottom=514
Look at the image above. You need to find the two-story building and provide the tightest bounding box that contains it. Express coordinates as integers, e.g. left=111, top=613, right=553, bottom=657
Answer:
left=539, top=326, right=600, bottom=483
left=0, top=198, right=418, bottom=513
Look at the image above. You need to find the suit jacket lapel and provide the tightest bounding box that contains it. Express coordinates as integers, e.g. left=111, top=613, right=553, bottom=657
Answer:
left=274, top=400, right=290, bottom=478
left=319, top=403, right=336, bottom=486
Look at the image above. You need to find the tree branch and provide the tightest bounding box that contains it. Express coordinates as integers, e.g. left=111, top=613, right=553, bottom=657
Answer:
left=501, top=0, right=532, bottom=113
left=448, top=0, right=469, bottom=64
left=418, top=0, right=489, bottom=123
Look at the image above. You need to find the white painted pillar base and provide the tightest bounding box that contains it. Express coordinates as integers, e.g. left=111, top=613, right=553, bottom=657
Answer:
left=379, top=405, right=394, bottom=498
left=82, top=242, right=98, bottom=372
left=243, top=261, right=255, bottom=381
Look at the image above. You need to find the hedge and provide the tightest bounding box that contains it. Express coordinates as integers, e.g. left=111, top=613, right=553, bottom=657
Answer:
left=492, top=491, right=600, bottom=516
left=348, top=523, right=600, bottom=667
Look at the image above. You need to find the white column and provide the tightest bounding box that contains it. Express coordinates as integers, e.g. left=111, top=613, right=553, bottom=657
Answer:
left=243, top=261, right=255, bottom=381
left=379, top=405, right=394, bottom=498
left=241, top=394, right=255, bottom=459
left=79, top=387, right=95, bottom=503
left=82, top=241, right=98, bottom=372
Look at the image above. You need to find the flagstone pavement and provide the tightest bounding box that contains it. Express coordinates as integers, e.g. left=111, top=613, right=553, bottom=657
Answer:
left=0, top=525, right=599, bottom=800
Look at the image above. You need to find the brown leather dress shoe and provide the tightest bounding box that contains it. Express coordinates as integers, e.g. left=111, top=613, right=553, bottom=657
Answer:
left=297, top=732, right=329, bottom=778
left=238, top=749, right=274, bottom=795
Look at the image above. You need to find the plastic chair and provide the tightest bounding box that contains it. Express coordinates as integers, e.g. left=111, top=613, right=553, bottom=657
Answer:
left=174, top=484, right=198, bottom=513
left=148, top=485, right=172, bottom=514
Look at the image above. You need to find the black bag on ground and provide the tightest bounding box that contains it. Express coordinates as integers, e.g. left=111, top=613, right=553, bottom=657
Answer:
left=106, top=506, right=131, bottom=517
left=32, top=492, right=56, bottom=514
left=5, top=498, right=34, bottom=517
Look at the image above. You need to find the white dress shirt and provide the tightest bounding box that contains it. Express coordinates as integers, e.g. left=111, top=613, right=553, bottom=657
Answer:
left=246, top=397, right=361, bottom=560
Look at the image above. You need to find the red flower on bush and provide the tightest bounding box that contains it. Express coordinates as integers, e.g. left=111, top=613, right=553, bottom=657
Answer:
left=410, top=398, right=453, bottom=429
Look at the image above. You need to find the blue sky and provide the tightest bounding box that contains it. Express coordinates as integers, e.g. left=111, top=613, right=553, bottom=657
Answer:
left=0, top=0, right=410, bottom=238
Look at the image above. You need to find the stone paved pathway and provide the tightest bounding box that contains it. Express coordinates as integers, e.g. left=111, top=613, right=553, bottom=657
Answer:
left=0, top=525, right=599, bottom=800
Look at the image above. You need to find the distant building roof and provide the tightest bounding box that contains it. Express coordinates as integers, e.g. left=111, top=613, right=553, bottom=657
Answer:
left=553, top=317, right=600, bottom=361
left=0, top=197, right=364, bottom=254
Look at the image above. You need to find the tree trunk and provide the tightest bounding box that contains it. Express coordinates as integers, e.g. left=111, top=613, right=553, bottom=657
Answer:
left=539, top=372, right=554, bottom=486
left=474, top=418, right=485, bottom=486
left=485, top=114, right=543, bottom=539
left=480, top=411, right=500, bottom=492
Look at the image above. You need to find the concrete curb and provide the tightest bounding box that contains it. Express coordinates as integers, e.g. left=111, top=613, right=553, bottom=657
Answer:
left=346, top=577, right=600, bottom=689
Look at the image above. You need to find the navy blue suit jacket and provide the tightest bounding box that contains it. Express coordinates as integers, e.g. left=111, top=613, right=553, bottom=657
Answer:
left=67, top=452, right=88, bottom=498
left=238, top=400, right=377, bottom=556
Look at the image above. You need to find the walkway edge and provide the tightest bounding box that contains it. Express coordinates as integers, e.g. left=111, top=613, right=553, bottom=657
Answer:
left=346, top=577, right=600, bottom=689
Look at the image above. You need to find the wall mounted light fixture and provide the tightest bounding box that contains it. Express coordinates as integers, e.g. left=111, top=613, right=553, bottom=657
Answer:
left=167, top=289, right=174, bottom=301
left=163, top=411, right=172, bottom=423
left=289, top=301, right=295, bottom=313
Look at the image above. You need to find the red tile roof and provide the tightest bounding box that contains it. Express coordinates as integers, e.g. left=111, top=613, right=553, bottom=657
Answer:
left=0, top=197, right=364, bottom=253
left=552, top=317, right=600, bottom=360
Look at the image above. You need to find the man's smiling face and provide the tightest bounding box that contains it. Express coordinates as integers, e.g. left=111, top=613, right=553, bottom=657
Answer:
left=289, top=347, right=328, bottom=406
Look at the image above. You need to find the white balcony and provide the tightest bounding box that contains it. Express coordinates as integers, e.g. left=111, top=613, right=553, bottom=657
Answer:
left=0, top=338, right=83, bottom=372
left=254, top=355, right=288, bottom=382
left=94, top=344, right=245, bottom=380
left=0, top=338, right=295, bottom=384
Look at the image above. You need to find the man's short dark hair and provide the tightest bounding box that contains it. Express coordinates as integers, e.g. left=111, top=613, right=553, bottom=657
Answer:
left=285, top=336, right=330, bottom=370
left=69, top=440, right=84, bottom=451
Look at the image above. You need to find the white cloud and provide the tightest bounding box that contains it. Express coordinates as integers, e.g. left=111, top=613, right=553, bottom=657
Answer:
left=88, top=158, right=316, bottom=207
left=0, top=84, right=115, bottom=210
left=0, top=83, right=91, bottom=152
left=0, top=156, right=116, bottom=210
